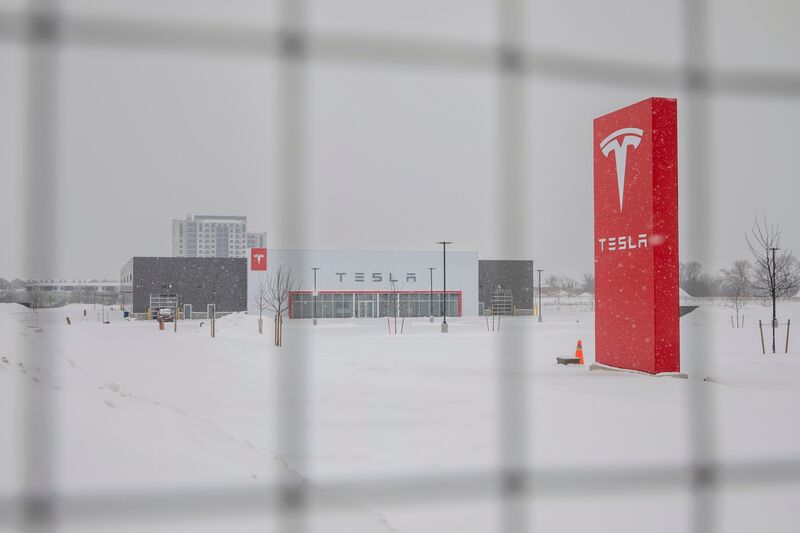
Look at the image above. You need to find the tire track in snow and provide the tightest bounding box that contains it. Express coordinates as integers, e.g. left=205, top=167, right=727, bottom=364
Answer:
left=97, top=382, right=399, bottom=532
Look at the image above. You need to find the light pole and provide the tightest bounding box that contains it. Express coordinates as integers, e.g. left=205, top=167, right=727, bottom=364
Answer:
left=427, top=267, right=436, bottom=323
left=769, top=247, right=779, bottom=353
left=174, top=291, right=180, bottom=332
left=311, top=267, right=320, bottom=325
left=436, top=241, right=452, bottom=332
left=536, top=269, right=544, bottom=322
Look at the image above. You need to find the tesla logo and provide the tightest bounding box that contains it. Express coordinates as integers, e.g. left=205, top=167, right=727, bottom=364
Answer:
left=600, top=127, right=644, bottom=212
left=250, top=248, right=267, bottom=271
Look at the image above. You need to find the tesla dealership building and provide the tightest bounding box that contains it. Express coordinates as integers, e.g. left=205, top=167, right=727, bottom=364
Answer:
left=247, top=249, right=479, bottom=319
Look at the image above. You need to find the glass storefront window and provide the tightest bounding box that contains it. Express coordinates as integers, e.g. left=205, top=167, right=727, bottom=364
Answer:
left=289, top=292, right=460, bottom=319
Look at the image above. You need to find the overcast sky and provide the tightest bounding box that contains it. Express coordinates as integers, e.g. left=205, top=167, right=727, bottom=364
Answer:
left=1, top=0, right=799, bottom=280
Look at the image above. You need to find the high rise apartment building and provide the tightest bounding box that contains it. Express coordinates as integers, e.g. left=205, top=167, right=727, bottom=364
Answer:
left=172, top=215, right=266, bottom=258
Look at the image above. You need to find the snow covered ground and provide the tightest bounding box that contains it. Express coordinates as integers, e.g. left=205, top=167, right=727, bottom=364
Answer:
left=2, top=302, right=800, bottom=532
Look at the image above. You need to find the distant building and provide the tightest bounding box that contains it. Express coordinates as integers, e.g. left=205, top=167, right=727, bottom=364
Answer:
left=120, top=257, right=247, bottom=316
left=26, top=280, right=121, bottom=293
left=25, top=280, right=121, bottom=306
left=247, top=231, right=267, bottom=249
left=478, top=260, right=534, bottom=315
left=171, top=214, right=267, bottom=258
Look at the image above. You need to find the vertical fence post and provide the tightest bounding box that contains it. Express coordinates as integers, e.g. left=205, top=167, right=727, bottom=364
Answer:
left=786, top=319, right=791, bottom=354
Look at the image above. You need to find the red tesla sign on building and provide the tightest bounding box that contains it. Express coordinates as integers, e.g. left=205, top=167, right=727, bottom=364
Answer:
left=250, top=248, right=267, bottom=271
left=594, top=97, right=679, bottom=374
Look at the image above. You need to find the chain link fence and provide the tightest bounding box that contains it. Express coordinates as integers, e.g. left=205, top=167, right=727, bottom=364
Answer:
left=3, top=0, right=800, bottom=532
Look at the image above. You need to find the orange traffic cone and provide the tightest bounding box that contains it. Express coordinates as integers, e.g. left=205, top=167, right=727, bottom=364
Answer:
left=575, top=340, right=584, bottom=365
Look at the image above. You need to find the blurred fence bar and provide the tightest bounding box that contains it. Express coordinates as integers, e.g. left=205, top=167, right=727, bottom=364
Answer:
left=2, top=1, right=800, bottom=532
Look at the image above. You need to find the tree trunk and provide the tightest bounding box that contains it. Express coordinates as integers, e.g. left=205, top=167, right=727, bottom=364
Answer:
left=273, top=314, right=283, bottom=346
left=772, top=295, right=777, bottom=354
left=258, top=317, right=263, bottom=334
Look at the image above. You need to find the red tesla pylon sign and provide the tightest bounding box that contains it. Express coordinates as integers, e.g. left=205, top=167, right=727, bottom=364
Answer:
left=250, top=248, right=267, bottom=271
left=593, top=97, right=680, bottom=374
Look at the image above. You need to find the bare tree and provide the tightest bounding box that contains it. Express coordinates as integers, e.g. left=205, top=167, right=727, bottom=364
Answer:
left=721, top=260, right=750, bottom=328
left=204, top=267, right=224, bottom=309
left=745, top=217, right=800, bottom=353
left=385, top=278, right=405, bottom=334
left=250, top=274, right=269, bottom=334
left=198, top=264, right=225, bottom=337
left=546, top=275, right=578, bottom=291
left=27, top=288, right=45, bottom=309
left=266, top=266, right=296, bottom=346
left=680, top=261, right=702, bottom=295
left=0, top=279, right=12, bottom=303
left=581, top=273, right=595, bottom=294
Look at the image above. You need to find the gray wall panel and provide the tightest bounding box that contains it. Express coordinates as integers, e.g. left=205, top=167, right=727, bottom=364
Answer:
left=478, top=260, right=534, bottom=311
left=125, top=257, right=247, bottom=314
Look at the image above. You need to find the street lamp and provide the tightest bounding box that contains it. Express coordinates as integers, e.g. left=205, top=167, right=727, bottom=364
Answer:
left=536, top=269, right=544, bottom=322
left=427, top=267, right=436, bottom=323
left=311, top=267, right=320, bottom=325
left=436, top=241, right=452, bottom=333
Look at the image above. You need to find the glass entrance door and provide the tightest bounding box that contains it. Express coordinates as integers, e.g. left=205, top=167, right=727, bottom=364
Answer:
left=358, top=301, right=373, bottom=318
